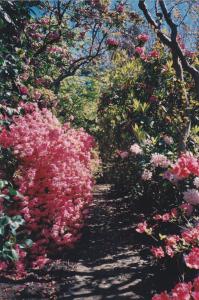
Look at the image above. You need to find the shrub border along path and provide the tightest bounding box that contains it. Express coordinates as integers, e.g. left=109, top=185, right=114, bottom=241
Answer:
left=0, top=184, right=156, bottom=299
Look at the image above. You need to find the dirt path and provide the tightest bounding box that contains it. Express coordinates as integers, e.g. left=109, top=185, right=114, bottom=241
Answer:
left=0, top=184, right=153, bottom=299
left=58, top=184, right=150, bottom=300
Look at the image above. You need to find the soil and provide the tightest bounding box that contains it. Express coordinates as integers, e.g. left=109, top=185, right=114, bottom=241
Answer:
left=0, top=184, right=161, bottom=300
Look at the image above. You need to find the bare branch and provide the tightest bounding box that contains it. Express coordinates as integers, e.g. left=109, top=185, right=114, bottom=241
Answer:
left=138, top=0, right=171, bottom=47
left=138, top=0, right=199, bottom=99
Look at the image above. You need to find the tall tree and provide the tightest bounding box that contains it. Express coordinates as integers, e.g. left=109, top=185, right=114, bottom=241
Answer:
left=138, top=0, right=199, bottom=151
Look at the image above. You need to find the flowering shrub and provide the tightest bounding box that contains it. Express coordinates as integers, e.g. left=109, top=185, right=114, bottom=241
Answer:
left=152, top=277, right=199, bottom=300
left=0, top=103, right=95, bottom=276
left=135, top=150, right=199, bottom=297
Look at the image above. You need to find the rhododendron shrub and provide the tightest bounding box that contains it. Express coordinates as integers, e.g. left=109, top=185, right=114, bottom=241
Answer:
left=134, top=150, right=199, bottom=295
left=0, top=104, right=95, bottom=273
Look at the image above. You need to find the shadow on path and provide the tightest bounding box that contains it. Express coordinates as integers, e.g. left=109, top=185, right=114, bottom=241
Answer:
left=0, top=184, right=157, bottom=300
left=57, top=184, right=153, bottom=300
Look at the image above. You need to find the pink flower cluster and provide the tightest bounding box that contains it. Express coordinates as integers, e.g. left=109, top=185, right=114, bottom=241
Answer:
left=171, top=152, right=199, bottom=179
left=182, top=225, right=199, bottom=245
left=116, top=150, right=129, bottom=159
left=0, top=104, right=95, bottom=261
left=150, top=153, right=170, bottom=168
left=136, top=221, right=148, bottom=233
left=184, top=248, right=199, bottom=269
left=106, top=38, right=119, bottom=47
left=135, top=46, right=145, bottom=56
left=141, top=169, right=152, bottom=181
left=137, top=34, right=149, bottom=43
left=153, top=208, right=178, bottom=222
left=151, top=246, right=165, bottom=258
left=134, top=47, right=160, bottom=61
left=130, top=143, right=143, bottom=155
left=152, top=277, right=199, bottom=300
left=183, top=189, right=199, bottom=206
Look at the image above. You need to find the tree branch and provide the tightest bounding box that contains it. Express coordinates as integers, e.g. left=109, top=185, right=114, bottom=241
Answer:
left=138, top=0, right=199, bottom=99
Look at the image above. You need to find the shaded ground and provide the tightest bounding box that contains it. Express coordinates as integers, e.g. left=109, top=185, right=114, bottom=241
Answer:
left=0, top=184, right=160, bottom=300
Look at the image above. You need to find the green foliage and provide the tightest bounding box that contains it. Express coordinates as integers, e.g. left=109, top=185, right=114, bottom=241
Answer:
left=58, top=76, right=100, bottom=133
left=0, top=180, right=31, bottom=263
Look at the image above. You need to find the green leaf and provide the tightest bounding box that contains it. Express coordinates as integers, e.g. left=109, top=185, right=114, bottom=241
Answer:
left=24, top=239, right=33, bottom=247
left=11, top=249, right=19, bottom=261
left=0, top=215, right=10, bottom=227
left=8, top=187, right=17, bottom=196
left=0, top=180, right=8, bottom=189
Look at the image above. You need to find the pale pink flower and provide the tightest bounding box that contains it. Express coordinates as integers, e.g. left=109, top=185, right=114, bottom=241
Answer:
left=116, top=150, right=129, bottom=159
left=166, top=246, right=174, bottom=257
left=150, top=153, right=170, bottom=168
left=179, top=203, right=193, bottom=216
left=130, top=143, right=143, bottom=155
left=141, top=169, right=152, bottom=181
left=183, top=189, right=199, bottom=206
left=136, top=221, right=148, bottom=233
left=163, top=135, right=174, bottom=145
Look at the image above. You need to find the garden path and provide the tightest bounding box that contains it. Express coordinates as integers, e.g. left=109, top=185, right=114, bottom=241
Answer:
left=58, top=184, right=151, bottom=300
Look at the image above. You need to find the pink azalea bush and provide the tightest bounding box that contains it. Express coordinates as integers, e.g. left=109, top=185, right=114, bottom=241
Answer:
left=0, top=103, right=95, bottom=275
left=152, top=277, right=199, bottom=300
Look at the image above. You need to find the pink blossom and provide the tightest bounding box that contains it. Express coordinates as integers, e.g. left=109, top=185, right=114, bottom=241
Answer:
left=192, top=291, right=199, bottom=300
left=19, top=85, right=29, bottom=95
left=184, top=248, right=199, bottom=269
left=32, top=256, right=50, bottom=269
left=181, top=225, right=199, bottom=245
left=130, top=143, right=143, bottom=155
left=163, top=135, right=173, bottom=145
left=116, top=150, right=129, bottom=159
left=171, top=152, right=199, bottom=179
left=162, top=213, right=171, bottom=222
left=179, top=203, right=193, bottom=216
left=152, top=292, right=170, bottom=300
left=106, top=38, right=119, bottom=47
left=183, top=189, right=199, bottom=206
left=137, top=34, right=149, bottom=43
left=33, top=90, right=42, bottom=100
left=153, top=214, right=163, bottom=221
left=136, top=221, right=148, bottom=233
left=151, top=246, right=165, bottom=258
left=148, top=50, right=160, bottom=58
left=141, top=169, right=152, bottom=181
left=165, top=235, right=180, bottom=247
left=165, top=246, right=174, bottom=257
left=171, top=282, right=192, bottom=300
left=135, top=47, right=145, bottom=56
left=150, top=153, right=170, bottom=168
left=170, top=208, right=178, bottom=218
left=162, top=171, right=180, bottom=184
left=152, top=278, right=199, bottom=300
